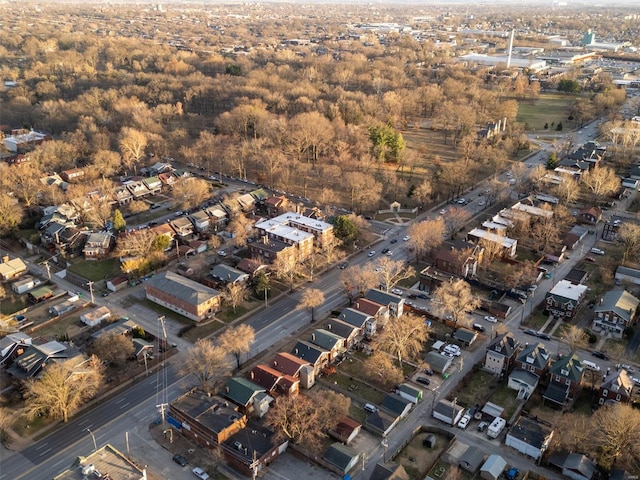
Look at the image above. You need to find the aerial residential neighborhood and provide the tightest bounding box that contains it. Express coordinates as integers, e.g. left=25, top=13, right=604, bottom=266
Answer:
left=1, top=1, right=640, bottom=480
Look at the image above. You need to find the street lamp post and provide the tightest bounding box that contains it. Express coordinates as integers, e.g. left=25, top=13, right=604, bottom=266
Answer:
left=87, top=428, right=97, bottom=451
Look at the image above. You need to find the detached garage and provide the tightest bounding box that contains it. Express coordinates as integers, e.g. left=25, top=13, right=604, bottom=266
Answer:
left=480, top=455, right=507, bottom=480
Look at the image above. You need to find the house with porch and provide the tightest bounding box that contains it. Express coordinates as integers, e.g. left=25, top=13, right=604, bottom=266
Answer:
left=337, top=307, right=375, bottom=339
left=599, top=369, right=633, bottom=405
left=189, top=210, right=211, bottom=232
left=83, top=231, right=114, bottom=259
left=364, top=289, right=404, bottom=318
left=170, top=216, right=194, bottom=237
left=290, top=341, right=330, bottom=375
left=352, top=297, right=389, bottom=327
left=546, top=280, right=588, bottom=320
left=592, top=289, right=639, bottom=338
left=543, top=354, right=584, bottom=407
left=309, top=329, right=345, bottom=360
left=248, top=365, right=299, bottom=397
left=321, top=318, right=361, bottom=349
left=268, top=352, right=314, bottom=389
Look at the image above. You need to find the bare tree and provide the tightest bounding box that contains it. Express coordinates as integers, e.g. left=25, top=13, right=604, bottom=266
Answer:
left=218, top=324, right=255, bottom=369
left=591, top=403, right=640, bottom=471
left=222, top=283, right=249, bottom=313
left=119, top=127, right=148, bottom=174
left=0, top=193, right=23, bottom=236
left=375, top=257, right=415, bottom=292
left=179, top=339, right=232, bottom=393
left=171, top=177, right=211, bottom=211
left=362, top=351, right=404, bottom=390
left=618, top=223, right=640, bottom=264
left=92, top=332, right=135, bottom=367
left=443, top=207, right=471, bottom=239
left=297, top=288, right=325, bottom=322
left=561, top=325, right=589, bottom=353
left=581, top=165, right=621, bottom=205
left=373, top=313, right=429, bottom=365
left=272, top=255, right=302, bottom=293
left=266, top=391, right=350, bottom=454
left=431, top=279, right=480, bottom=327
left=228, top=213, right=254, bottom=248
left=407, top=218, right=445, bottom=262
left=24, top=356, right=103, bottom=423
left=343, top=264, right=379, bottom=299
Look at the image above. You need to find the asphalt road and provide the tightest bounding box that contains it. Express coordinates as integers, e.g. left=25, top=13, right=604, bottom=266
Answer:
left=1, top=117, right=627, bottom=479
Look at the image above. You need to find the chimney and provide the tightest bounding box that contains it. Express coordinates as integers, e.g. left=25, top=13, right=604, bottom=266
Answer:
left=327, top=323, right=332, bottom=330
left=250, top=371, right=254, bottom=379
left=294, top=348, right=299, bottom=355
left=356, top=302, right=359, bottom=309
left=311, top=333, right=315, bottom=341
left=225, top=386, right=230, bottom=394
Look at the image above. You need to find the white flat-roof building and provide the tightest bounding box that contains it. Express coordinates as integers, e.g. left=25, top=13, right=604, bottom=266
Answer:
left=4, top=129, right=48, bottom=152
left=459, top=54, right=547, bottom=72
left=511, top=202, right=554, bottom=220
left=467, top=228, right=517, bottom=257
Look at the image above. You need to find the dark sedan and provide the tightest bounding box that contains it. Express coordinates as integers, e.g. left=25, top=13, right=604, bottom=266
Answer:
left=591, top=351, right=609, bottom=361
left=173, top=454, right=188, bottom=466
left=415, top=377, right=431, bottom=386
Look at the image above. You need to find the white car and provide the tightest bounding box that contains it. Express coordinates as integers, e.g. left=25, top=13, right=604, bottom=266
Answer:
left=457, top=414, right=471, bottom=429
left=391, top=288, right=403, bottom=296
left=591, top=247, right=605, bottom=255
left=403, top=235, right=411, bottom=241
left=439, top=209, right=446, bottom=215
left=386, top=250, right=393, bottom=256
left=368, top=251, right=376, bottom=257
left=192, top=467, right=210, bottom=480
left=218, top=250, right=227, bottom=257
left=483, top=315, right=498, bottom=323
left=443, top=344, right=461, bottom=357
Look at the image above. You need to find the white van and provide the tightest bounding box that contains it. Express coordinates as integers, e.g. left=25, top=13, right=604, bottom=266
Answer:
left=443, top=344, right=461, bottom=357
left=583, top=360, right=601, bottom=371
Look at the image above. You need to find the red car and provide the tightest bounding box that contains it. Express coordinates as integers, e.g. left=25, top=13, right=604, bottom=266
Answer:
left=584, top=256, right=596, bottom=263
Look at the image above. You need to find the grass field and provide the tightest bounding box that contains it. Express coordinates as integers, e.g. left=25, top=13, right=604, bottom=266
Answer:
left=68, top=258, right=120, bottom=281
left=516, top=93, right=581, bottom=133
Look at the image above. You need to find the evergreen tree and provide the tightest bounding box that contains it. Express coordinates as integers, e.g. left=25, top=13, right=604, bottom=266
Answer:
left=112, top=209, right=126, bottom=232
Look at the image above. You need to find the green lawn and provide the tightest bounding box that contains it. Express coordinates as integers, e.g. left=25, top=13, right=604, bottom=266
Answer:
left=488, top=382, right=522, bottom=421
left=68, top=258, right=120, bottom=281
left=331, top=371, right=387, bottom=405
left=447, top=369, right=496, bottom=408
left=516, top=93, right=581, bottom=133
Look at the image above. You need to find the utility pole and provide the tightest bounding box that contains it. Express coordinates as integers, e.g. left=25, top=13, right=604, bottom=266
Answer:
left=86, top=281, right=95, bottom=304
left=87, top=428, right=97, bottom=451
left=251, top=450, right=258, bottom=480
left=43, top=260, right=51, bottom=279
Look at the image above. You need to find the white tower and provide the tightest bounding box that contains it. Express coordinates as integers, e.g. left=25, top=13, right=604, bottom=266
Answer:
left=506, top=30, right=515, bottom=68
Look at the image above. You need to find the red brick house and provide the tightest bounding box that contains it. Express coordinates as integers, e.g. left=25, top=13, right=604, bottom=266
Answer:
left=599, top=369, right=633, bottom=405
left=145, top=271, right=221, bottom=322
left=248, top=364, right=299, bottom=397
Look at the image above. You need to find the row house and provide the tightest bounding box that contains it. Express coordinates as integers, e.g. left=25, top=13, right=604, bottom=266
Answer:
left=290, top=340, right=330, bottom=376
left=545, top=280, right=588, bottom=320
left=248, top=364, right=299, bottom=397
left=321, top=319, right=361, bottom=350
left=337, top=308, right=375, bottom=339
left=592, top=289, right=639, bottom=338
left=467, top=228, right=518, bottom=258
left=204, top=205, right=228, bottom=230
left=170, top=217, right=194, bottom=237
left=309, top=329, right=345, bottom=360
left=364, top=289, right=404, bottom=319
left=267, top=352, right=314, bottom=389
left=221, top=377, right=271, bottom=418
left=353, top=297, right=389, bottom=328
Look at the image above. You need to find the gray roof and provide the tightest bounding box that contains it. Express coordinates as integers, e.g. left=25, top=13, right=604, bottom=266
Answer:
left=616, top=266, right=640, bottom=279
left=146, top=271, right=220, bottom=306
left=290, top=340, right=328, bottom=365
left=486, top=333, right=519, bottom=358
left=433, top=400, right=463, bottom=419
left=562, top=453, right=596, bottom=479
left=594, top=289, right=639, bottom=323
left=543, top=381, right=570, bottom=404
left=365, top=289, right=402, bottom=307
left=600, top=369, right=633, bottom=396
left=323, top=443, right=359, bottom=472
left=453, top=328, right=477, bottom=344
left=338, top=308, right=371, bottom=328
left=459, top=445, right=485, bottom=472
left=309, top=329, right=344, bottom=351
left=380, top=394, right=412, bottom=416
left=210, top=264, right=247, bottom=284
left=480, top=455, right=507, bottom=478
left=509, top=368, right=540, bottom=388
left=507, top=416, right=553, bottom=449
left=322, top=318, right=359, bottom=339
left=425, top=351, right=453, bottom=373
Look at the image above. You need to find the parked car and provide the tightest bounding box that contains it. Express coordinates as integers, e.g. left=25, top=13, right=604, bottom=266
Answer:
left=416, top=376, right=431, bottom=386
left=416, top=293, right=429, bottom=300
left=537, top=333, right=551, bottom=341
left=472, top=323, right=486, bottom=333
left=423, top=368, right=434, bottom=376
left=457, top=414, right=471, bottom=429
left=591, top=351, right=609, bottom=360
left=192, top=467, right=210, bottom=480
left=584, top=256, right=596, bottom=263
left=524, top=328, right=538, bottom=336
left=591, top=247, right=605, bottom=255
left=483, top=315, right=498, bottom=323
left=391, top=288, right=403, bottom=296
left=443, top=344, right=461, bottom=357
left=616, top=363, right=636, bottom=373
left=477, top=421, right=488, bottom=432
left=173, top=455, right=188, bottom=466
